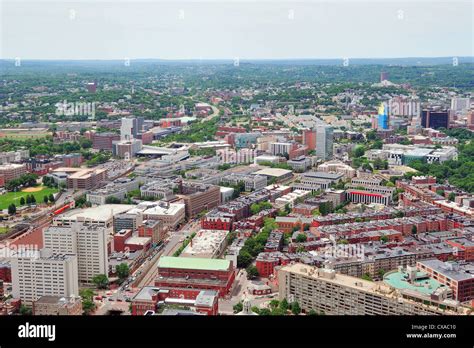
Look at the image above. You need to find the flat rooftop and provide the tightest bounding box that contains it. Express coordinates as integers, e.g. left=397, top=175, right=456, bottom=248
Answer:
left=144, top=203, right=185, bottom=216
left=281, top=263, right=379, bottom=293
left=253, top=167, right=292, bottom=177
left=58, top=204, right=134, bottom=221
left=158, top=256, right=231, bottom=271
left=181, top=230, right=228, bottom=258
left=383, top=270, right=445, bottom=296
left=418, top=259, right=474, bottom=282
left=302, top=171, right=344, bottom=180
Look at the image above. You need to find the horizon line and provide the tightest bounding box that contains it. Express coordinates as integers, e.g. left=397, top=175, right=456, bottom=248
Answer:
left=1, top=56, right=473, bottom=62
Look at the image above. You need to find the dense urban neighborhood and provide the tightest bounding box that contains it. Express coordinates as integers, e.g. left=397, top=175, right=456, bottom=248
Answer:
left=0, top=58, right=473, bottom=318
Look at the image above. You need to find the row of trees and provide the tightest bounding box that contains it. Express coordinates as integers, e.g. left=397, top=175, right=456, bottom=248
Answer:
left=237, top=218, right=277, bottom=268
left=5, top=173, right=38, bottom=192
left=233, top=299, right=304, bottom=316
left=408, top=140, right=474, bottom=193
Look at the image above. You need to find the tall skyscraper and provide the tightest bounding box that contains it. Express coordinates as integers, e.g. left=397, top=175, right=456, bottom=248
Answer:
left=380, top=71, right=389, bottom=82
left=389, top=96, right=420, bottom=117
left=377, top=103, right=389, bottom=130
left=120, top=117, right=145, bottom=141
left=316, top=125, right=333, bottom=161
left=11, top=249, right=79, bottom=306
left=450, top=97, right=471, bottom=114
left=421, top=110, right=449, bottom=129
left=43, top=222, right=109, bottom=285
left=302, top=128, right=316, bottom=151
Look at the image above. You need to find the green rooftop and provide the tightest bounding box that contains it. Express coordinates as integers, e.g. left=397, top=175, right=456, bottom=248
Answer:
left=158, top=256, right=230, bottom=271
left=384, top=270, right=444, bottom=296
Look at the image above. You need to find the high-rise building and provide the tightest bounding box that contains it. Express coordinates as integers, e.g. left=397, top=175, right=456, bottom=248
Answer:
left=302, top=128, right=316, bottom=151
left=11, top=249, right=79, bottom=306
left=421, top=110, right=449, bottom=129
left=468, top=111, right=474, bottom=130
left=450, top=97, right=470, bottom=114
left=377, top=103, right=389, bottom=130
left=380, top=71, right=389, bottom=82
left=270, top=142, right=294, bottom=157
left=389, top=96, right=420, bottom=117
left=316, top=125, right=333, bottom=161
left=121, top=117, right=145, bottom=141
left=43, top=222, right=108, bottom=285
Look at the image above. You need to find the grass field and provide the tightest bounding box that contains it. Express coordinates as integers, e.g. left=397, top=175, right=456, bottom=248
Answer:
left=0, top=186, right=59, bottom=210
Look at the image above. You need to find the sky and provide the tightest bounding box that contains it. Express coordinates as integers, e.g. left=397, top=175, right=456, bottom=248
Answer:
left=1, top=0, right=473, bottom=60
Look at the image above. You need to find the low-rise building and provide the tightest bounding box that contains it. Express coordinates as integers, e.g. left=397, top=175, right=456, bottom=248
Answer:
left=181, top=230, right=229, bottom=258
left=155, top=256, right=235, bottom=297
left=33, top=295, right=82, bottom=315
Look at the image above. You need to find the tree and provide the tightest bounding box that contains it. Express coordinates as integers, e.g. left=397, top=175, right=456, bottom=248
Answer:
left=352, top=145, right=365, bottom=158
left=233, top=302, right=243, bottom=313
left=251, top=306, right=260, bottom=315
left=8, top=204, right=16, bottom=215
left=116, top=263, right=130, bottom=281
left=448, top=192, right=456, bottom=202
left=246, top=265, right=259, bottom=280
left=250, top=203, right=261, bottom=215
left=92, top=274, right=109, bottom=289
left=259, top=308, right=271, bottom=316
left=79, top=288, right=96, bottom=315
left=237, top=250, right=253, bottom=268
left=308, top=309, right=318, bottom=316
left=411, top=225, right=418, bottom=235
left=269, top=299, right=280, bottom=309
left=48, top=193, right=55, bottom=203
left=105, top=196, right=121, bottom=204
left=362, top=273, right=373, bottom=281
left=19, top=197, right=25, bottom=205
left=296, top=233, right=307, bottom=243
left=380, top=235, right=389, bottom=243
left=19, top=304, right=32, bottom=315
left=43, top=195, right=49, bottom=204
left=279, top=298, right=289, bottom=312
left=290, top=301, right=301, bottom=315
left=30, top=195, right=36, bottom=204
left=318, top=202, right=332, bottom=216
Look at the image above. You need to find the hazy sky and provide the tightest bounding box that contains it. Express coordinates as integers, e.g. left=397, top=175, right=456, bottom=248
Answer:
left=1, top=0, right=473, bottom=60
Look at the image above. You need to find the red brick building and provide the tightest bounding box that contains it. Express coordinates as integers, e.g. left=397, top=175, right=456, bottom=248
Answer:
left=155, top=257, right=235, bottom=297
left=138, top=220, right=167, bottom=244
left=201, top=212, right=233, bottom=231
left=131, top=286, right=219, bottom=315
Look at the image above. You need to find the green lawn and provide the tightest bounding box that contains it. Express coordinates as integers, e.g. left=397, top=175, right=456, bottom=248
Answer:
left=0, top=226, right=9, bottom=234
left=0, top=186, right=59, bottom=210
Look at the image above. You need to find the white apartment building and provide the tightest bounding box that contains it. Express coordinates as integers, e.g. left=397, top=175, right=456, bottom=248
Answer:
left=11, top=249, right=79, bottom=306
left=43, top=222, right=108, bottom=285
left=316, top=125, right=333, bottom=161
left=317, top=160, right=356, bottom=179
left=279, top=263, right=466, bottom=315
left=270, top=142, right=293, bottom=156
